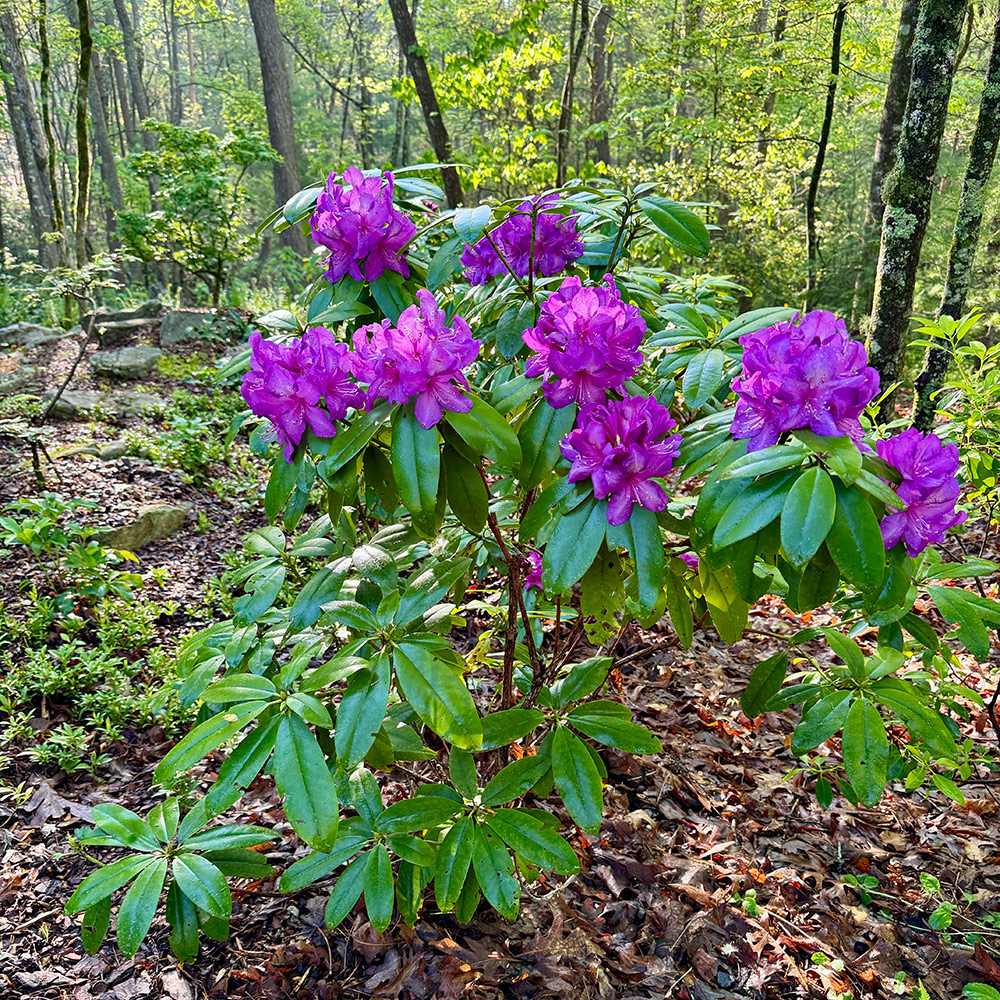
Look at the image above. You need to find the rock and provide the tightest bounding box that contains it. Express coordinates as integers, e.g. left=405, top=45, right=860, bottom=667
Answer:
left=159, top=310, right=210, bottom=346
left=90, top=345, right=163, bottom=379
left=95, top=317, right=158, bottom=347
left=40, top=388, right=166, bottom=420
left=51, top=442, right=101, bottom=459
left=82, top=298, right=162, bottom=328
left=0, top=322, right=68, bottom=349
left=0, top=365, right=34, bottom=395
left=98, top=502, right=191, bottom=551
left=99, top=440, right=129, bottom=460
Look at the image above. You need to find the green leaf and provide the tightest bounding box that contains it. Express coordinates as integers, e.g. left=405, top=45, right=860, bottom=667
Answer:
left=792, top=430, right=863, bottom=484
left=926, top=585, right=992, bottom=660
left=265, top=449, right=301, bottom=524
left=117, top=858, right=168, bottom=957
left=720, top=444, right=810, bottom=480
left=426, top=236, right=464, bottom=290
left=791, top=690, right=853, bottom=753
left=842, top=699, right=888, bottom=807
left=442, top=445, right=488, bottom=532
left=395, top=557, right=471, bottom=625
left=481, top=756, right=552, bottom=806
left=287, top=692, right=334, bottom=729
left=454, top=205, right=492, bottom=243
left=435, top=816, right=475, bottom=911
left=183, top=824, right=275, bottom=851
left=606, top=507, right=665, bottom=618
left=639, top=196, right=711, bottom=255
left=454, top=865, right=481, bottom=924
left=202, top=848, right=276, bottom=880
left=495, top=299, right=537, bottom=359
left=826, top=483, right=886, bottom=592
left=274, top=714, right=339, bottom=851
left=394, top=643, right=483, bottom=749
left=872, top=678, right=957, bottom=758
left=444, top=397, right=522, bottom=468
left=741, top=651, right=788, bottom=717
left=375, top=795, right=460, bottom=834
left=165, top=882, right=199, bottom=963
left=551, top=727, right=603, bottom=834
left=324, top=853, right=367, bottom=928
left=931, top=772, right=965, bottom=805
left=780, top=467, right=836, bottom=567
left=385, top=834, right=436, bottom=866
left=471, top=824, right=519, bottom=920
left=682, top=349, right=726, bottom=408
left=153, top=700, right=268, bottom=784
left=289, top=565, right=349, bottom=629
left=448, top=749, right=478, bottom=798
left=665, top=571, right=693, bottom=649
left=206, top=715, right=281, bottom=815
left=335, top=659, right=391, bottom=770
left=319, top=403, right=391, bottom=479
left=517, top=399, right=577, bottom=489
left=550, top=656, right=612, bottom=707
left=964, top=987, right=1000, bottom=1000
left=66, top=855, right=157, bottom=915
left=91, top=804, right=161, bottom=851
left=171, top=855, right=231, bottom=919
left=487, top=809, right=579, bottom=875
left=395, top=859, right=428, bottom=926
left=819, top=628, right=866, bottom=679
left=233, top=561, right=286, bottom=623
left=204, top=674, right=277, bottom=705
left=391, top=409, right=440, bottom=531
left=278, top=817, right=373, bottom=892
left=364, top=843, right=395, bottom=932
left=701, top=566, right=750, bottom=642
left=543, top=498, right=607, bottom=593
left=855, top=468, right=906, bottom=509
left=478, top=709, right=544, bottom=751
left=566, top=703, right=662, bottom=753
left=81, top=896, right=111, bottom=955
left=714, top=474, right=793, bottom=548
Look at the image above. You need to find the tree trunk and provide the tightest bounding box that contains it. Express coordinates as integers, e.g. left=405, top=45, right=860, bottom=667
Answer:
left=111, top=0, right=151, bottom=141
left=74, top=0, right=93, bottom=266
left=588, top=3, right=612, bottom=166
left=804, top=3, right=846, bottom=308
left=247, top=0, right=308, bottom=253
left=852, top=0, right=920, bottom=328
left=756, top=6, right=787, bottom=159
left=89, top=51, right=125, bottom=248
left=167, top=0, right=183, bottom=123
left=0, top=11, right=58, bottom=266
left=912, top=3, right=1000, bottom=431
left=556, top=0, right=591, bottom=186
left=386, top=0, right=463, bottom=207
left=867, top=0, right=969, bottom=419
left=39, top=0, right=66, bottom=261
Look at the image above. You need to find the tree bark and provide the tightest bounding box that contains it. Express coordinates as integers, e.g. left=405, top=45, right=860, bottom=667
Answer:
left=39, top=0, right=66, bottom=261
left=756, top=6, right=787, bottom=160
left=387, top=0, right=463, bottom=207
left=74, top=0, right=93, bottom=266
left=867, top=0, right=969, bottom=419
left=0, top=10, right=58, bottom=266
left=247, top=0, right=308, bottom=253
left=111, top=0, right=151, bottom=142
left=89, top=51, right=126, bottom=248
left=588, top=3, right=612, bottom=166
left=852, top=0, right=920, bottom=328
left=556, top=0, right=591, bottom=186
left=912, top=3, right=1000, bottom=431
left=804, top=3, right=846, bottom=308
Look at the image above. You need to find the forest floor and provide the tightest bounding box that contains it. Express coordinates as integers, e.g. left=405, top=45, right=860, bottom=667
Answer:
left=1, top=323, right=999, bottom=1000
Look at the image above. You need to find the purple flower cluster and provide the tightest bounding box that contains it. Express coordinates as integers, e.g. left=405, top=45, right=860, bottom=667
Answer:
left=310, top=168, right=417, bottom=285
left=876, top=429, right=967, bottom=556
left=523, top=275, right=646, bottom=408
left=730, top=310, right=879, bottom=452
left=462, top=194, right=584, bottom=285
left=241, top=327, right=364, bottom=460
left=524, top=551, right=544, bottom=592
left=560, top=394, right=681, bottom=525
left=352, top=290, right=482, bottom=429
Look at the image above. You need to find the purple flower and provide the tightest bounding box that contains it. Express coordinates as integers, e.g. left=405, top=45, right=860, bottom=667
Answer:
left=679, top=552, right=699, bottom=572
left=560, top=394, right=681, bottom=525
left=876, top=429, right=967, bottom=557
left=310, top=167, right=417, bottom=285
left=730, top=310, right=879, bottom=452
left=241, top=329, right=363, bottom=460
left=523, top=275, right=646, bottom=408
left=351, top=290, right=482, bottom=429
left=461, top=194, right=584, bottom=285
left=524, top=551, right=543, bottom=592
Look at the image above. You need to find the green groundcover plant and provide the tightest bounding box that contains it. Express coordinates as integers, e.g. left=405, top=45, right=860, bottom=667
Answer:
left=66, top=167, right=997, bottom=960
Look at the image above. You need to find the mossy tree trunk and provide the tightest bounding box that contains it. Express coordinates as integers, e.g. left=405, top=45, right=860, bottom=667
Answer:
left=913, top=4, right=1000, bottom=431
left=867, top=0, right=969, bottom=420
left=852, top=0, right=919, bottom=329
left=74, top=0, right=93, bottom=267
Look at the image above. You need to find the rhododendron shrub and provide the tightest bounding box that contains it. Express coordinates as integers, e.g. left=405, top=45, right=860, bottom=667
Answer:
left=69, top=173, right=995, bottom=962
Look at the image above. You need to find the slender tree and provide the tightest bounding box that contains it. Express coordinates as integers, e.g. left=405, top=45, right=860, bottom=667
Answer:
left=804, top=3, right=846, bottom=307
left=247, top=0, right=308, bottom=253
left=38, top=0, right=66, bottom=260
left=852, top=0, right=920, bottom=327
left=556, top=0, right=591, bottom=185
left=588, top=3, right=613, bottom=166
left=756, top=5, right=788, bottom=160
left=74, top=0, right=94, bottom=266
left=386, top=0, right=463, bottom=207
left=89, top=50, right=126, bottom=246
left=913, top=3, right=1000, bottom=431
left=867, top=0, right=969, bottom=418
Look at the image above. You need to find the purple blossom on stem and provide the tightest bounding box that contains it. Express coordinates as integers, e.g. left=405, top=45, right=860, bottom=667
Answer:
left=876, top=429, right=967, bottom=557
left=241, top=328, right=363, bottom=460
left=461, top=194, right=584, bottom=285
left=524, top=551, right=543, bottom=592
left=730, top=310, right=879, bottom=452
left=523, top=275, right=646, bottom=408
left=310, top=167, right=417, bottom=285
left=560, top=394, right=681, bottom=525
left=351, top=290, right=482, bottom=429
left=679, top=552, right=699, bottom=572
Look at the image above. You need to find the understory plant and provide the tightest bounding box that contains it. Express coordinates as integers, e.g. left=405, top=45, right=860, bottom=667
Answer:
left=67, top=168, right=996, bottom=960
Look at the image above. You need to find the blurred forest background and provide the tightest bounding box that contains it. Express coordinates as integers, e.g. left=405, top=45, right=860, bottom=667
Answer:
left=0, top=0, right=998, bottom=334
